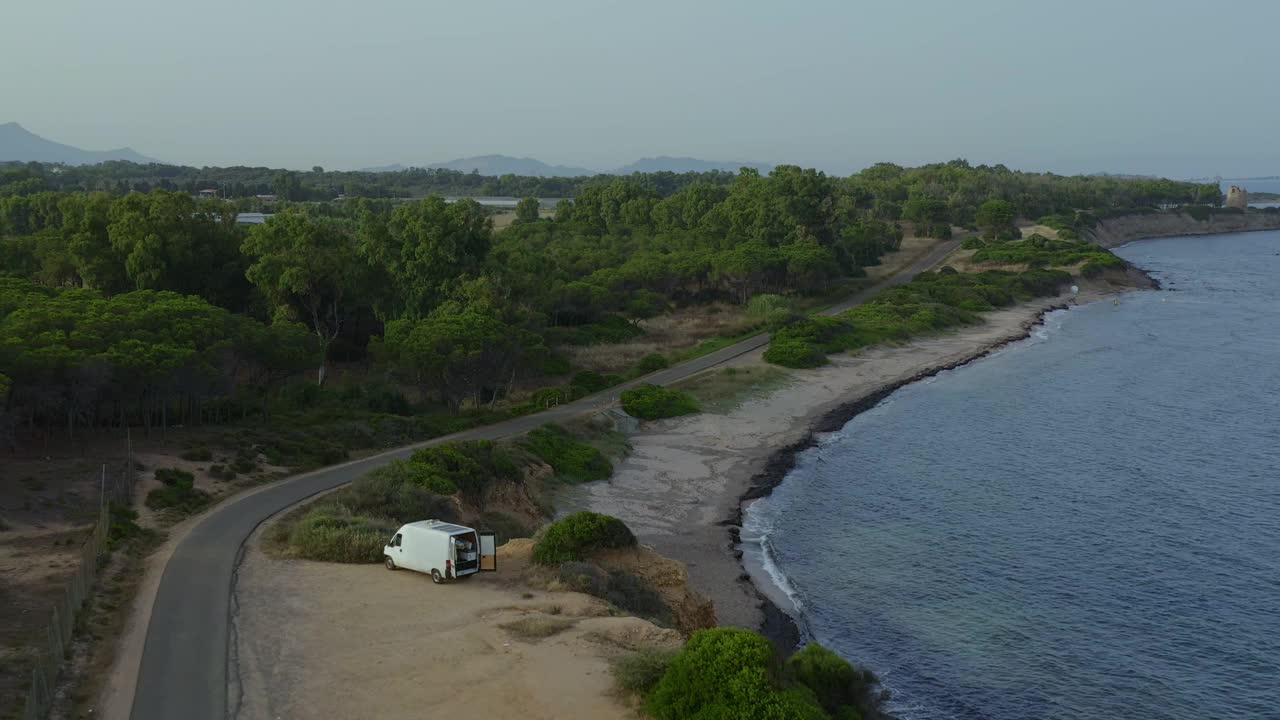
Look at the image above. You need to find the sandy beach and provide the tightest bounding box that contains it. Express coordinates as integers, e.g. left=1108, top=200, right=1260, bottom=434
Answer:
left=557, top=277, right=1147, bottom=643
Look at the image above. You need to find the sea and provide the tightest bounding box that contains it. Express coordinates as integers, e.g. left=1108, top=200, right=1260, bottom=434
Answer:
left=742, top=230, right=1280, bottom=720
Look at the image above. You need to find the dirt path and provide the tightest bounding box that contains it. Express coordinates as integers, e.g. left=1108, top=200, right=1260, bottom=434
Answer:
left=231, top=536, right=677, bottom=720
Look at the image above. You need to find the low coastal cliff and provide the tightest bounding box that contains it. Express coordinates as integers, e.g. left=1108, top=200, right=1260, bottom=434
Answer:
left=1087, top=211, right=1280, bottom=248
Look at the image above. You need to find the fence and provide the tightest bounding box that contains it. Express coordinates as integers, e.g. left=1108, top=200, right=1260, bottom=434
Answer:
left=21, top=455, right=135, bottom=720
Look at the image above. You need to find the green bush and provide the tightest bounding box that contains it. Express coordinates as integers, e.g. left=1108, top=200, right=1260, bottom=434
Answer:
left=154, top=467, right=195, bottom=487
left=620, top=384, right=700, bottom=421
left=971, top=236, right=1121, bottom=269
left=523, top=424, right=612, bottom=483
left=540, top=353, right=573, bottom=376
left=180, top=447, right=213, bottom=462
left=764, top=269, right=1073, bottom=368
left=646, top=627, right=828, bottom=720
left=532, top=511, right=636, bottom=565
left=146, top=468, right=211, bottom=515
left=570, top=370, right=624, bottom=396
left=786, top=643, right=877, bottom=720
left=286, top=506, right=397, bottom=563
left=531, top=386, right=569, bottom=408
left=613, top=646, right=680, bottom=695
left=407, top=440, right=521, bottom=502
left=635, top=353, right=671, bottom=374
left=368, top=459, right=458, bottom=495
left=551, top=314, right=646, bottom=345
left=763, top=336, right=826, bottom=368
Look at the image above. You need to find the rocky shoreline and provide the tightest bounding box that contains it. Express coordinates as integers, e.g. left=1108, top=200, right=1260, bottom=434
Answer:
left=728, top=301, right=1073, bottom=651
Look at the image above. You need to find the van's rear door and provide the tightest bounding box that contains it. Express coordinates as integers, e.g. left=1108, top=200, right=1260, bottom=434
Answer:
left=479, top=532, right=497, bottom=571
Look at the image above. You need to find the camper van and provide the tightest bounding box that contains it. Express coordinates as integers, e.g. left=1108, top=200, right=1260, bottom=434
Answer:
left=384, top=520, right=497, bottom=583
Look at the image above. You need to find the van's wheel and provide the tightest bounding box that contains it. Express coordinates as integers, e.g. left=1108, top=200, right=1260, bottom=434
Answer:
left=384, top=556, right=396, bottom=571
left=431, top=569, right=444, bottom=584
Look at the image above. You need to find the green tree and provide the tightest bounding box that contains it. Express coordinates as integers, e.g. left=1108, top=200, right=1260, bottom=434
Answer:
left=357, top=197, right=491, bottom=318
left=975, top=198, right=1017, bottom=239
left=514, top=196, right=541, bottom=224
left=242, top=211, right=371, bottom=385
left=377, top=305, right=543, bottom=411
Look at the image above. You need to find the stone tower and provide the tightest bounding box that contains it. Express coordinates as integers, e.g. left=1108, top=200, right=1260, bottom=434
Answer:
left=1225, top=185, right=1249, bottom=209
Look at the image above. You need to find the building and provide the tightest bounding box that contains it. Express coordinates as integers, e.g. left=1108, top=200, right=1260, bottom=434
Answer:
left=1225, top=186, right=1249, bottom=210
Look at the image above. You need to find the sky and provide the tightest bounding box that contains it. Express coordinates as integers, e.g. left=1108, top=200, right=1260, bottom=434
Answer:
left=3, top=0, right=1277, bottom=178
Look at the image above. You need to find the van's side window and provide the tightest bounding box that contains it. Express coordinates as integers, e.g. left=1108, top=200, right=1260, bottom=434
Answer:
left=392, top=533, right=402, bottom=547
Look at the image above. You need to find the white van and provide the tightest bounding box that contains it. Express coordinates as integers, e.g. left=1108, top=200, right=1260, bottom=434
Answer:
left=384, top=520, right=497, bottom=583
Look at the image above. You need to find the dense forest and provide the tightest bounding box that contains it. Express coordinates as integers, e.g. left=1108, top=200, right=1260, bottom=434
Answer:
left=0, top=159, right=1222, bottom=447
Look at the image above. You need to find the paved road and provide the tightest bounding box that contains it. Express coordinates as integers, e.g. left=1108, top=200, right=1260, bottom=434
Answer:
left=129, top=238, right=960, bottom=720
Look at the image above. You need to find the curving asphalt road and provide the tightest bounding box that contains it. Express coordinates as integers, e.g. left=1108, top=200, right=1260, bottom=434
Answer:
left=128, top=238, right=960, bottom=720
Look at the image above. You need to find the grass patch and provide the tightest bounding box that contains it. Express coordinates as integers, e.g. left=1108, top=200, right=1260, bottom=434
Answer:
left=620, top=384, right=699, bottom=421
left=500, top=615, right=576, bottom=640
left=672, top=365, right=789, bottom=414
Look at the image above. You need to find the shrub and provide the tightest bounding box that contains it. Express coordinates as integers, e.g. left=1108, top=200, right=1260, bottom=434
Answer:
left=646, top=627, right=827, bottom=720
left=368, top=459, right=458, bottom=495
left=786, top=643, right=878, bottom=720
left=531, top=386, right=569, bottom=408
left=763, top=336, right=826, bottom=369
left=154, top=467, right=194, bottom=487
left=635, top=353, right=670, bottom=375
left=613, top=646, right=680, bottom=695
left=570, top=370, right=624, bottom=396
left=620, top=384, right=699, bottom=421
left=286, top=506, right=396, bottom=563
left=146, top=468, right=211, bottom=515
left=532, top=511, right=636, bottom=565
left=559, top=561, right=672, bottom=624
left=407, top=440, right=521, bottom=503
left=540, top=353, right=573, bottom=376
left=523, top=424, right=612, bottom=483
left=207, top=464, right=237, bottom=481
left=551, top=314, right=646, bottom=345
left=180, top=447, right=213, bottom=462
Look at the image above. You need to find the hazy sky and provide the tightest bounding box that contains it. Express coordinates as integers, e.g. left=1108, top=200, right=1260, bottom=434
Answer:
left=4, top=0, right=1277, bottom=177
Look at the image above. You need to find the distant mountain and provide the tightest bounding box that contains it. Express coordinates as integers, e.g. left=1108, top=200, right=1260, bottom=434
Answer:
left=362, top=162, right=409, bottom=173
left=426, top=155, right=594, bottom=177
left=613, top=156, right=772, bottom=175
left=0, top=122, right=159, bottom=165
left=363, top=154, right=775, bottom=177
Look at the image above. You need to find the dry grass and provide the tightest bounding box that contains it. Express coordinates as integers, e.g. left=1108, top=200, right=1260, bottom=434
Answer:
left=672, top=365, right=791, bottom=414
left=499, top=615, right=577, bottom=640
left=1020, top=223, right=1060, bottom=239
left=563, top=304, right=757, bottom=375
left=863, top=234, right=946, bottom=282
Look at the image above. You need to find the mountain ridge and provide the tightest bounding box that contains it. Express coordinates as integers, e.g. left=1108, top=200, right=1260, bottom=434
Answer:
left=362, top=153, right=772, bottom=177
left=0, top=122, right=159, bottom=165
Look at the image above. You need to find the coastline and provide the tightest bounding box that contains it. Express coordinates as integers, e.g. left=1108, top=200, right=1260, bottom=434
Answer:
left=559, top=269, right=1156, bottom=653
left=734, top=298, right=1078, bottom=650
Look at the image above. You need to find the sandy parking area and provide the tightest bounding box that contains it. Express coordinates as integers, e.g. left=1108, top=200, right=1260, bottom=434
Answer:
left=231, top=535, right=680, bottom=720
